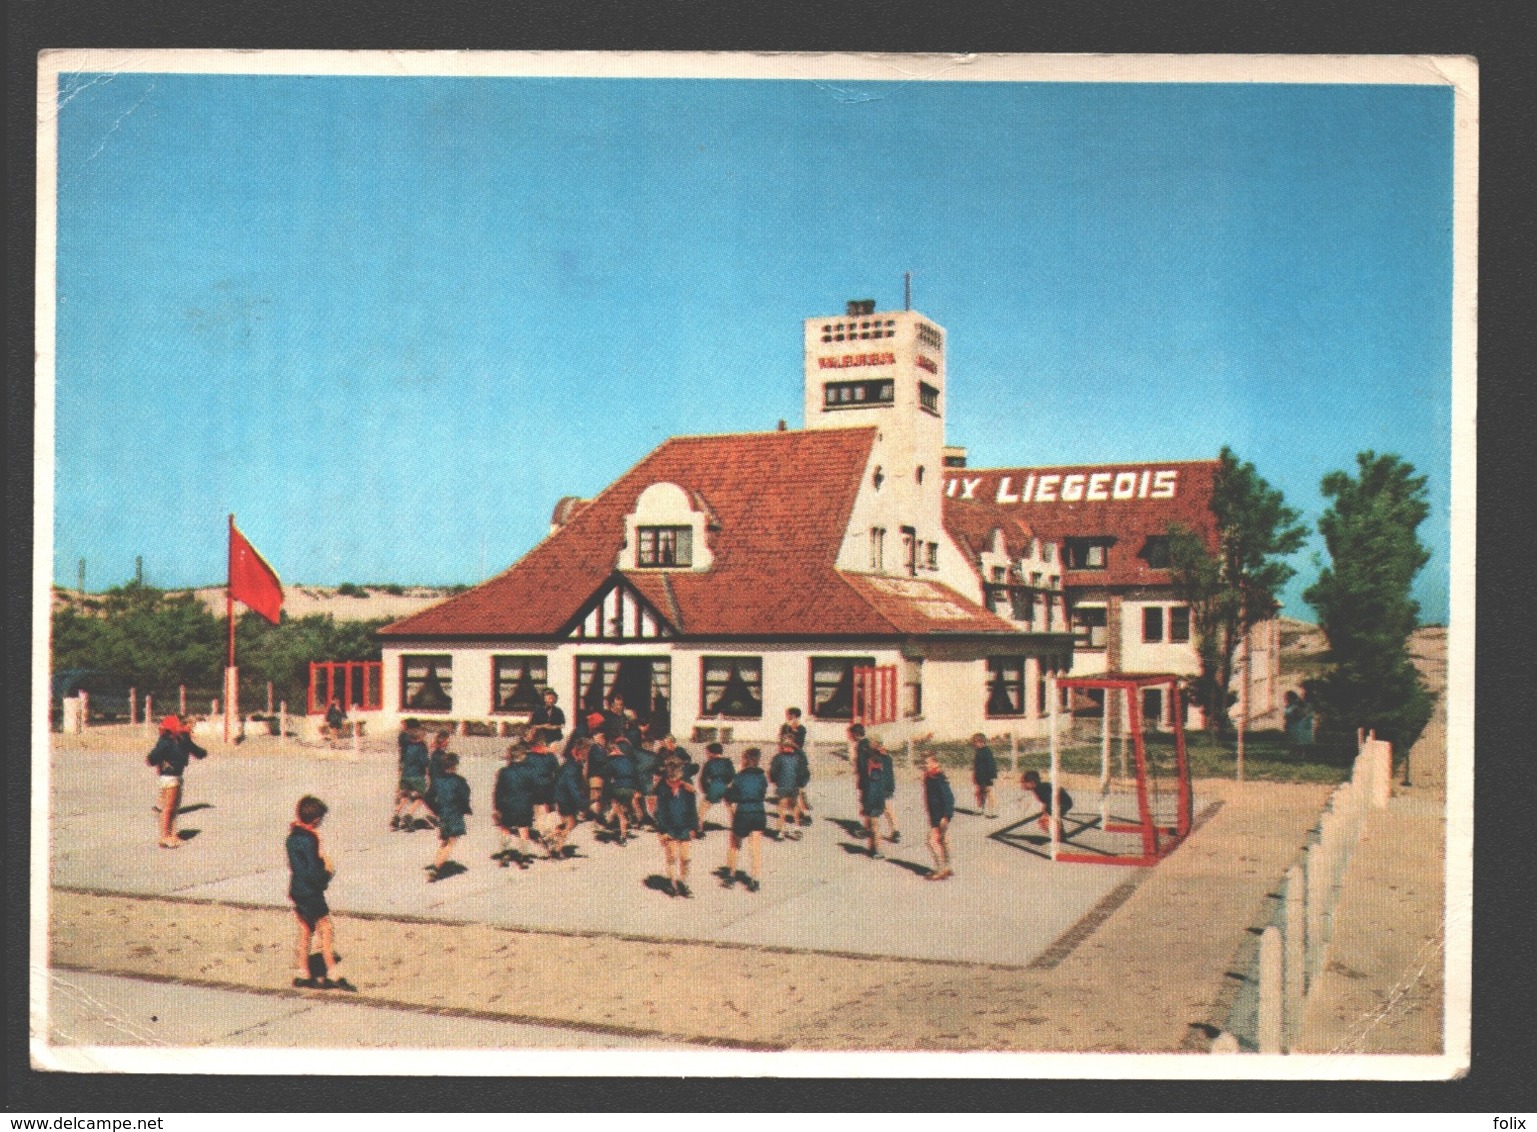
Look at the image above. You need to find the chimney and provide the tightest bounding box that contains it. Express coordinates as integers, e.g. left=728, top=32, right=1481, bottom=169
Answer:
left=777, top=419, right=787, bottom=431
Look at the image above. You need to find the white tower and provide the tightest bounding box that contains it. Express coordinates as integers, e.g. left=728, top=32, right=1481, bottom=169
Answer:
left=804, top=299, right=949, bottom=578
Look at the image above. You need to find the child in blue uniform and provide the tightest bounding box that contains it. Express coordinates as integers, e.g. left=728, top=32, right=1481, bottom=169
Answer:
left=525, top=737, right=560, bottom=839
left=769, top=738, right=803, bottom=841
left=604, top=738, right=639, bottom=845
left=392, top=723, right=430, bottom=832
left=696, top=741, right=734, bottom=835
left=722, top=748, right=769, bottom=892
left=493, top=743, right=540, bottom=868
left=922, top=753, right=956, bottom=880
left=287, top=795, right=355, bottom=990
left=548, top=741, right=589, bottom=858
left=792, top=736, right=812, bottom=828
left=653, top=756, right=700, bottom=897
left=427, top=753, right=471, bottom=882
left=872, top=738, right=900, bottom=846
left=971, top=732, right=999, bottom=818
left=858, top=740, right=890, bottom=858
left=1021, top=770, right=1074, bottom=838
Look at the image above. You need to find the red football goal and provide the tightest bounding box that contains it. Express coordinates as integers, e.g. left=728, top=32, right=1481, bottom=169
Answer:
left=1043, top=673, right=1194, bottom=866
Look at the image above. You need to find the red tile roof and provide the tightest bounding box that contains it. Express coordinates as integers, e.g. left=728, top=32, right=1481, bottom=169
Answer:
left=381, top=427, right=1025, bottom=640
left=943, top=461, right=1219, bottom=589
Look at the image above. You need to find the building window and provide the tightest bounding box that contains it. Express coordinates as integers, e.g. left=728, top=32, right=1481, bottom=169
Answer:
left=701, top=656, right=763, bottom=719
left=401, top=654, right=453, bottom=712
left=1037, top=674, right=1050, bottom=716
left=990, top=565, right=1008, bottom=583
left=1030, top=571, right=1043, bottom=586
left=1170, top=606, right=1192, bottom=643
left=493, top=655, right=547, bottom=713
left=869, top=527, right=885, bottom=571
left=986, top=657, right=1027, bottom=718
left=637, top=525, right=692, bottom=568
left=823, top=379, right=895, bottom=410
left=1010, top=589, right=1035, bottom=622
left=1065, top=539, right=1112, bottom=570
left=1073, top=606, right=1108, bottom=650
left=1143, top=607, right=1165, bottom=643
left=918, top=382, right=940, bottom=415
left=1142, top=687, right=1165, bottom=727
left=1042, top=542, right=1055, bottom=564
left=917, top=322, right=943, bottom=350
left=810, top=656, right=876, bottom=720
left=925, top=541, right=939, bottom=570
left=1142, top=535, right=1171, bottom=569
left=902, top=527, right=917, bottom=576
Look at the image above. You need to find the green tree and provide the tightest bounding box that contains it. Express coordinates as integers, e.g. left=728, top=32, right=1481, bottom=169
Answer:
left=1303, top=451, right=1435, bottom=755
left=1167, top=447, right=1309, bottom=733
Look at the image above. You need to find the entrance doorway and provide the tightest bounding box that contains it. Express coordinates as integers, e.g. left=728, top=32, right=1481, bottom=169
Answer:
left=576, top=656, right=672, bottom=737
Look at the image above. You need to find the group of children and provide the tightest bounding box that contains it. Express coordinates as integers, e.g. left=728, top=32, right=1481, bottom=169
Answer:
left=383, top=703, right=819, bottom=894
left=281, top=701, right=1074, bottom=992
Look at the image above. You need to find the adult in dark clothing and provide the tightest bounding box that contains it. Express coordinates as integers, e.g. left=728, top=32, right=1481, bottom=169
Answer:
left=653, top=757, right=700, bottom=897
left=147, top=714, right=206, bottom=848
left=722, top=748, right=769, bottom=892
left=696, top=741, right=735, bottom=834
left=769, top=740, right=803, bottom=840
left=1021, top=770, right=1074, bottom=838
left=287, top=795, right=355, bottom=990
left=529, top=689, right=566, bottom=748
left=427, top=753, right=471, bottom=881
left=493, top=745, right=541, bottom=868
left=393, top=724, right=430, bottom=831
left=970, top=732, right=999, bottom=818
left=922, top=754, right=956, bottom=880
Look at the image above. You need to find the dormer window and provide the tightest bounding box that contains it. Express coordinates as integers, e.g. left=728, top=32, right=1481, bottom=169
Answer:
left=1065, top=538, right=1113, bottom=570
left=623, top=482, right=714, bottom=573
left=637, top=526, right=692, bottom=568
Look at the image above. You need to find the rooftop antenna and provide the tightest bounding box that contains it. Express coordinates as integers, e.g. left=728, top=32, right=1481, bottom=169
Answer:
left=904, top=271, right=912, bottom=311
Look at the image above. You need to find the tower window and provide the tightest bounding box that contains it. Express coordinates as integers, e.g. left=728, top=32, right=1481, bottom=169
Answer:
left=918, top=382, right=940, bottom=415
left=824, top=379, right=894, bottom=409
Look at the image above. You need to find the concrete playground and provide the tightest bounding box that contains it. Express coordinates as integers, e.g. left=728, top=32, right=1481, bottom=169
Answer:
left=42, top=728, right=1346, bottom=1054
left=47, top=732, right=1146, bottom=968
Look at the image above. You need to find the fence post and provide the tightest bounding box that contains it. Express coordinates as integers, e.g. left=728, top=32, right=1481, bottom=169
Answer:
left=267, top=682, right=274, bottom=715
left=1258, top=925, right=1283, bottom=1054
left=1372, top=741, right=1392, bottom=809
left=1305, top=841, right=1324, bottom=990
left=129, top=687, right=137, bottom=726
left=279, top=701, right=287, bottom=750
left=1284, top=863, right=1305, bottom=1048
left=180, top=685, right=187, bottom=715
left=80, top=690, right=90, bottom=730
left=1011, top=730, right=1019, bottom=775
left=143, top=694, right=153, bottom=735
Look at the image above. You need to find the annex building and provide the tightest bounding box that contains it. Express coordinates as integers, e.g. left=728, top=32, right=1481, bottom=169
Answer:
left=376, top=300, right=1280, bottom=744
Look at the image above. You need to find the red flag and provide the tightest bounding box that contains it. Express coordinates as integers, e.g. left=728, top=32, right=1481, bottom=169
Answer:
left=229, top=519, right=284, bottom=624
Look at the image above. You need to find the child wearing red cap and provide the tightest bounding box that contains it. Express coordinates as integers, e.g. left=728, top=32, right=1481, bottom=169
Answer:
left=146, top=714, right=206, bottom=848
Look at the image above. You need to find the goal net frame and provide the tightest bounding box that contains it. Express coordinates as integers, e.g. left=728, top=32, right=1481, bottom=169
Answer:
left=1049, top=672, right=1193, bottom=866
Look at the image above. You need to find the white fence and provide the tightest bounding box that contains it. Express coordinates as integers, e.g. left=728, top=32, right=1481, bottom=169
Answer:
left=1215, top=730, right=1394, bottom=1053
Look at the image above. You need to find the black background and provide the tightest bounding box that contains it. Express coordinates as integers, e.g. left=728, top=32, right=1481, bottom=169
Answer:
left=9, top=0, right=1534, bottom=1114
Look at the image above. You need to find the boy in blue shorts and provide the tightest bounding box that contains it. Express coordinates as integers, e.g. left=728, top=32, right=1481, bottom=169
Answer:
left=604, top=737, right=639, bottom=845
left=547, top=740, right=589, bottom=858
left=493, top=743, right=540, bottom=868
left=769, top=737, right=803, bottom=840
left=525, top=736, right=560, bottom=839
left=287, top=795, right=355, bottom=990
left=696, top=741, right=734, bottom=836
left=426, top=752, right=471, bottom=882
left=922, top=752, right=956, bottom=880
left=857, top=739, right=890, bottom=858
left=722, top=748, right=769, bottom=892
left=652, top=755, right=699, bottom=897
left=392, top=722, right=430, bottom=831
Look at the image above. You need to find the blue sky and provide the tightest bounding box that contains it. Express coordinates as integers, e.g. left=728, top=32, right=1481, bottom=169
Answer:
left=51, top=74, right=1455, bottom=621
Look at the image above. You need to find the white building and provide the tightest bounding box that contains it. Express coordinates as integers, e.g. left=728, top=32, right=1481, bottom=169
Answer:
left=377, top=298, right=1279, bottom=743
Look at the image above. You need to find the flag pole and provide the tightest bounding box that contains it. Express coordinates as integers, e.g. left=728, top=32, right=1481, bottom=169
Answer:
left=226, top=514, right=236, bottom=744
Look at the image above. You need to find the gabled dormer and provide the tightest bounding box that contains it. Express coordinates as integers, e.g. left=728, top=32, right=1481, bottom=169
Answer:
left=620, top=481, right=716, bottom=573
